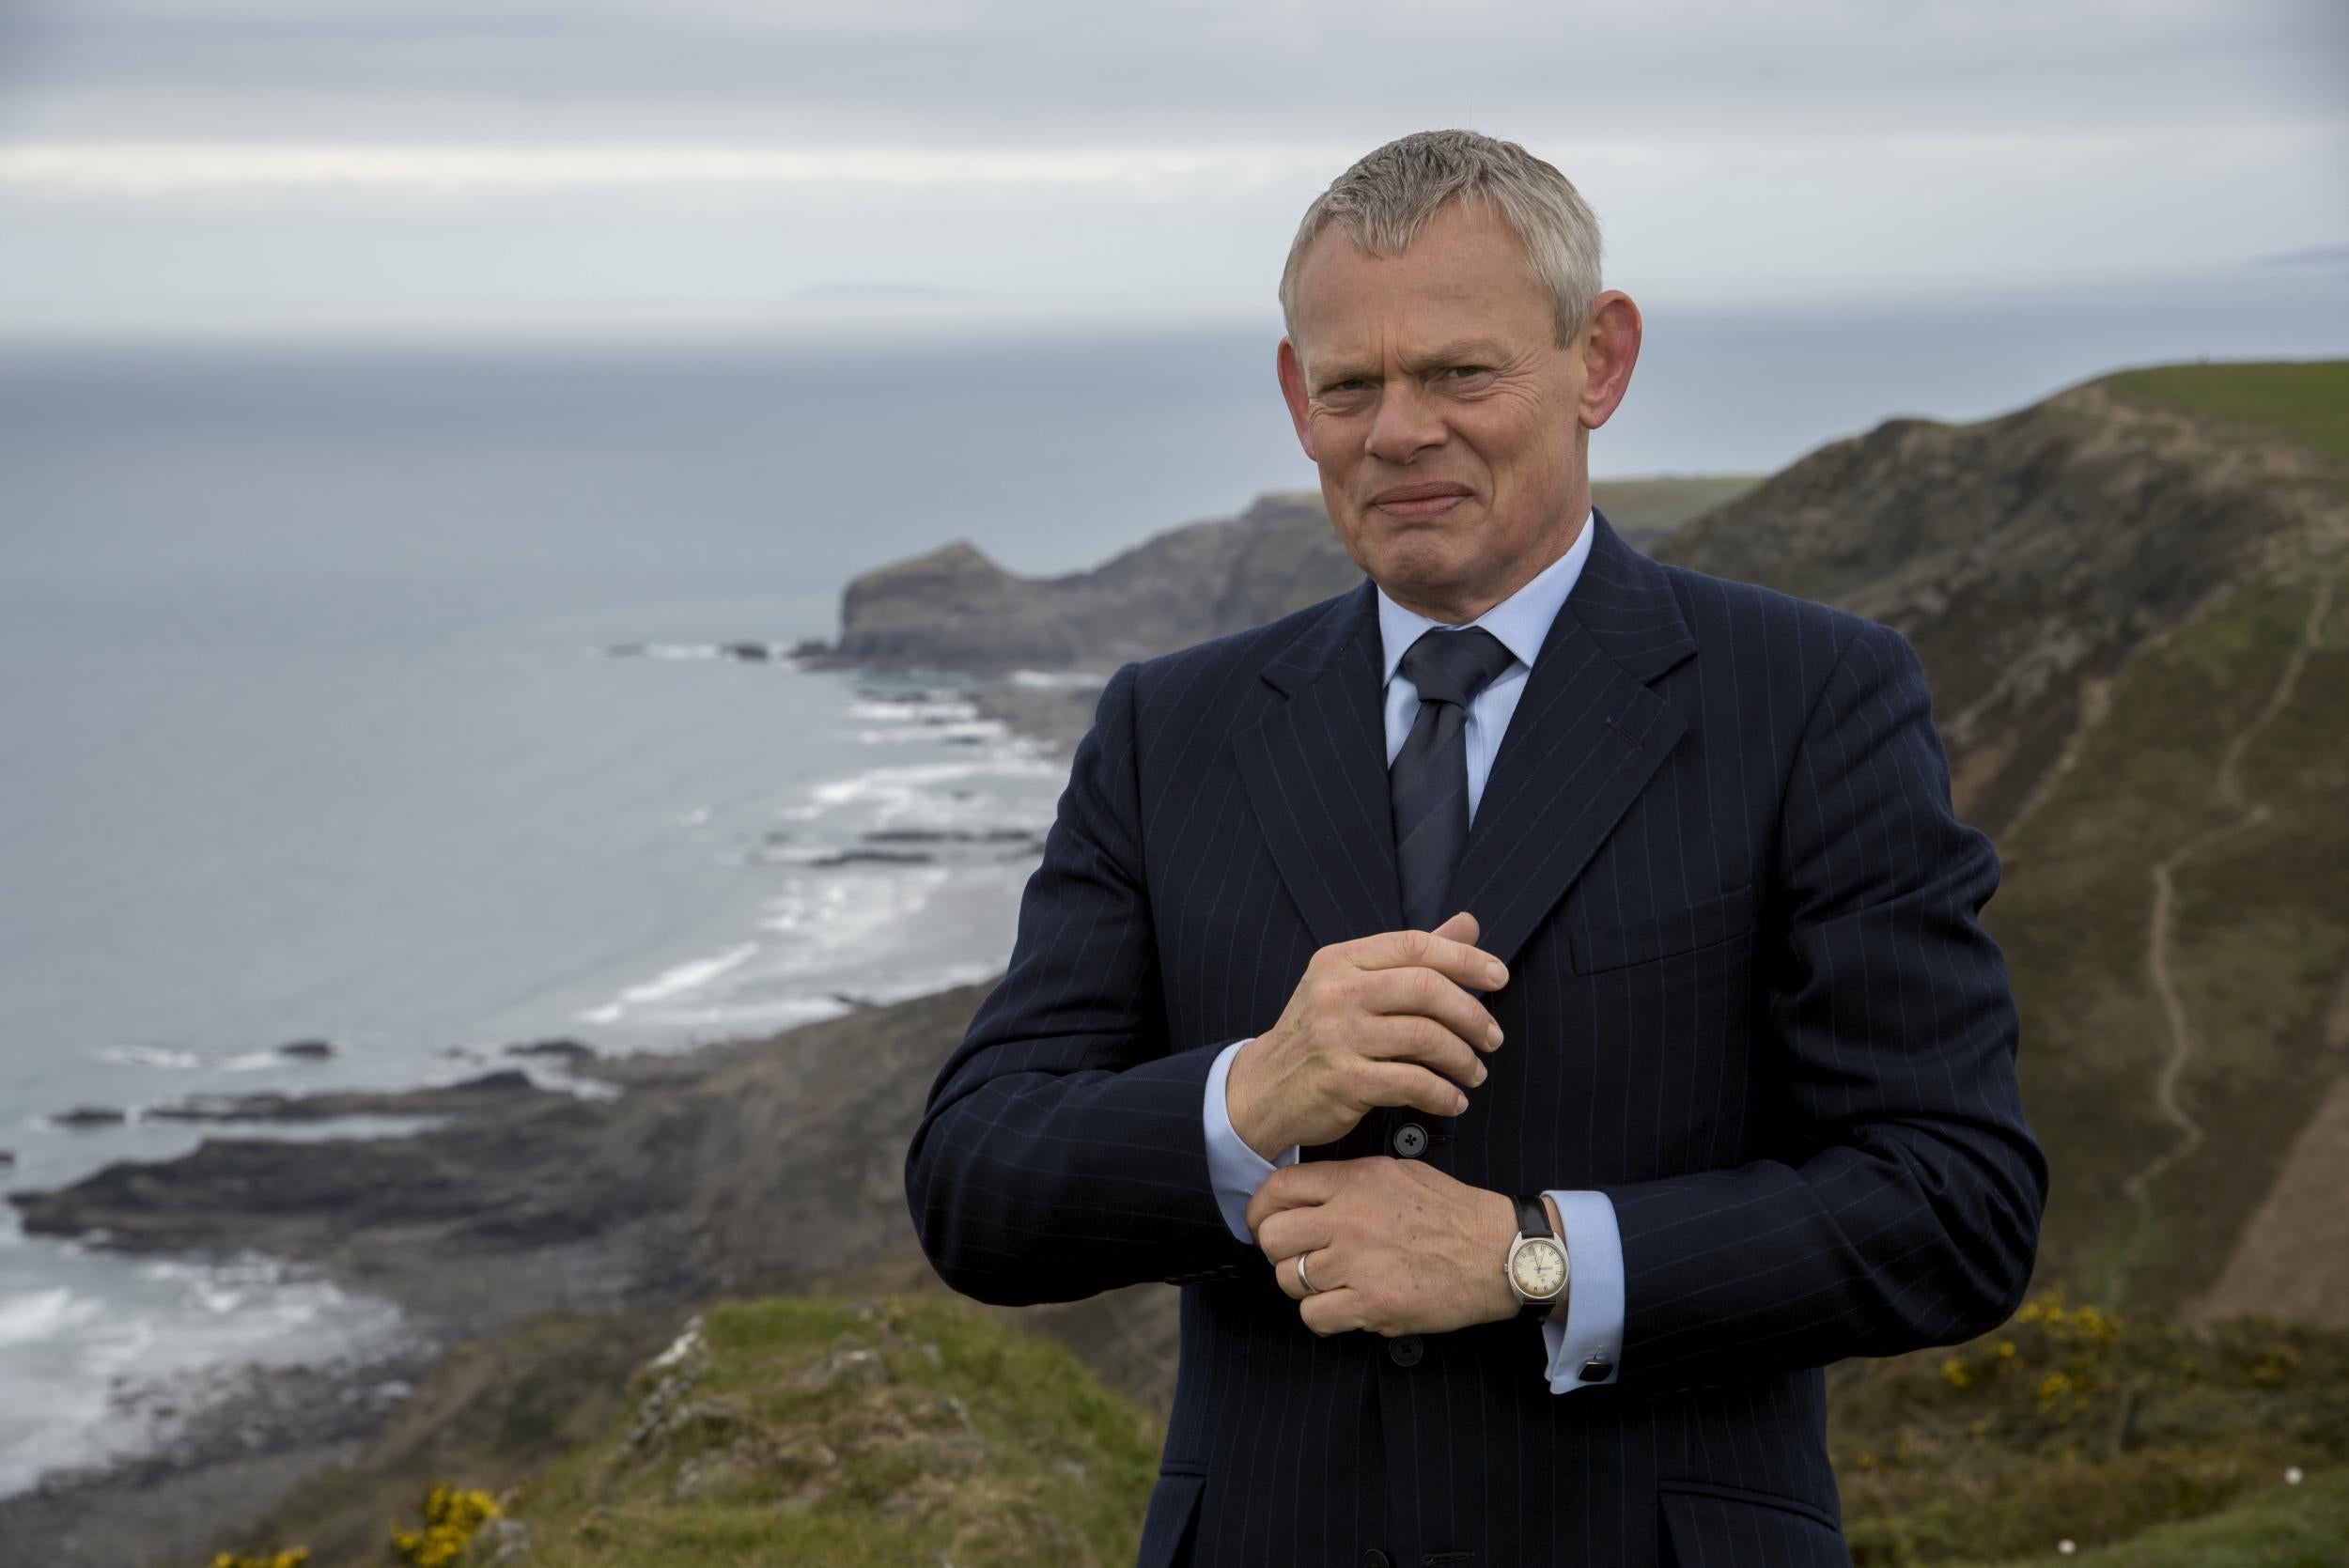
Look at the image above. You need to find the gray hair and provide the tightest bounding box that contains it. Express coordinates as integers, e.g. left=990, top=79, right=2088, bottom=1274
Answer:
left=1277, top=129, right=1603, bottom=353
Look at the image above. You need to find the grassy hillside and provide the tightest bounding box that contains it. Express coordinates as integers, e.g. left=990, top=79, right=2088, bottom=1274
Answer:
left=1831, top=1291, right=2348, bottom=1563
left=2101, top=360, right=2349, bottom=474
left=1590, top=473, right=1765, bottom=538
left=479, top=1296, right=1151, bottom=1568
left=210, top=1290, right=2347, bottom=1568
left=1987, top=549, right=2349, bottom=1312
left=1965, top=1469, right=2349, bottom=1568
left=219, top=1295, right=1157, bottom=1568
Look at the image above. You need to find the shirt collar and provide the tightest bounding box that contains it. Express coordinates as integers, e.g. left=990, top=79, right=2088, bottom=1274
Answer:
left=1375, top=506, right=1596, bottom=686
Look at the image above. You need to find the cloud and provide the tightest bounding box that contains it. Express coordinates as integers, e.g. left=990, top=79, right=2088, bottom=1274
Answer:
left=0, top=0, right=2339, bottom=335
left=0, top=140, right=1353, bottom=194
left=3, top=0, right=2341, bottom=146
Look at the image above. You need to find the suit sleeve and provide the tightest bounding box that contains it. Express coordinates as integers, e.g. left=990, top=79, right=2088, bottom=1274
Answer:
left=904, top=660, right=1265, bottom=1305
left=1596, top=618, right=2047, bottom=1385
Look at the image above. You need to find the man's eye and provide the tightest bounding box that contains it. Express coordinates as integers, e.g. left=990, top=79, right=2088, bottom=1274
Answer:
left=1443, top=365, right=1492, bottom=380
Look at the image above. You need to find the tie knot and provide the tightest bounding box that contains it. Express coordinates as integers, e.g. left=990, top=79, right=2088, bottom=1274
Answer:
left=1398, top=625, right=1517, bottom=709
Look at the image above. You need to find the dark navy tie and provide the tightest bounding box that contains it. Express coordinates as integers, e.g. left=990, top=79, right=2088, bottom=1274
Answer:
left=1390, top=625, right=1518, bottom=933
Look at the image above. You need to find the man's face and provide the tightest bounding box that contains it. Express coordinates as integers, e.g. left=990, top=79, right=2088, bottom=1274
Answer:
left=1276, top=196, right=1632, bottom=625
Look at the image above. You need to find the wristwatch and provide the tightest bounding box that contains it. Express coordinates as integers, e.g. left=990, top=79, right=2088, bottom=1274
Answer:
left=1505, top=1193, right=1569, bottom=1323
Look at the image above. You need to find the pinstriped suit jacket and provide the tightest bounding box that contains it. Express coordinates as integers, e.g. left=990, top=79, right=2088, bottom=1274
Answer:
left=904, top=506, right=2047, bottom=1568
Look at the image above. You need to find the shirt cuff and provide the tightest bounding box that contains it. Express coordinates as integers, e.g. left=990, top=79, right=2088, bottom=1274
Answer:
left=1540, top=1189, right=1624, bottom=1392
left=1203, top=1036, right=1300, bottom=1242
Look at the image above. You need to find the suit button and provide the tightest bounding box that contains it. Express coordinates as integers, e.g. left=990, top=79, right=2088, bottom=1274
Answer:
left=1362, top=1553, right=1392, bottom=1568
left=1388, top=1334, right=1423, bottom=1367
left=1391, top=1121, right=1428, bottom=1158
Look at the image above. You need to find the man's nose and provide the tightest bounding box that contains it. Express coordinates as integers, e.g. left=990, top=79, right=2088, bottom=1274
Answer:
left=1363, top=379, right=1448, bottom=464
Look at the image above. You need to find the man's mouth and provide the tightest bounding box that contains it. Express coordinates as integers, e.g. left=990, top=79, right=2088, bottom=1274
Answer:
left=1372, top=485, right=1472, bottom=520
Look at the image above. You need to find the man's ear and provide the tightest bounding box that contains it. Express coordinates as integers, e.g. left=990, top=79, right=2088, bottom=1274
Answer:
left=1577, top=291, right=1642, bottom=430
left=1275, top=336, right=1318, bottom=462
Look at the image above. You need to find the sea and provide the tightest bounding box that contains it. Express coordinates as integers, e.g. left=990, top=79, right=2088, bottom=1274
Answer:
left=3, top=265, right=2344, bottom=1497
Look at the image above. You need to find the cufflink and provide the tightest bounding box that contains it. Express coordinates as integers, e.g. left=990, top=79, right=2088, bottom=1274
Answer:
left=1577, top=1356, right=1613, bottom=1383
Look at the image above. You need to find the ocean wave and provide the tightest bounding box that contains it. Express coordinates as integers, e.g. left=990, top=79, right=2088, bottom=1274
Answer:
left=214, top=1049, right=292, bottom=1072
left=840, top=695, right=982, bottom=723
left=846, top=720, right=1005, bottom=745
left=0, top=1250, right=412, bottom=1500
left=1006, top=668, right=1111, bottom=688
left=575, top=941, right=761, bottom=1025
left=800, top=755, right=1058, bottom=822
left=95, top=1045, right=207, bottom=1070
left=0, top=1286, right=101, bottom=1348
left=599, top=641, right=795, bottom=662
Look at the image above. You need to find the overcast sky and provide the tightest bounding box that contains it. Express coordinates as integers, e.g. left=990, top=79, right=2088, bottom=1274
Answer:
left=0, top=0, right=2341, bottom=336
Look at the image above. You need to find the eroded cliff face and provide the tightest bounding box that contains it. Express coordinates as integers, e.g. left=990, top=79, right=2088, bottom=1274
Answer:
left=1651, top=380, right=2349, bottom=832
left=808, top=491, right=1346, bottom=673
left=805, top=484, right=1735, bottom=680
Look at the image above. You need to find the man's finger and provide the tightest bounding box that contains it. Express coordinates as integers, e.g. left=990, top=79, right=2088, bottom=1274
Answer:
left=1428, top=908, right=1479, bottom=945
left=1254, top=1206, right=1334, bottom=1267
left=1271, top=1242, right=1344, bottom=1301
left=1350, top=923, right=1509, bottom=992
left=1356, top=1007, right=1495, bottom=1085
left=1351, top=1058, right=1472, bottom=1119
left=1242, top=1157, right=1363, bottom=1234
left=1298, top=1285, right=1366, bottom=1337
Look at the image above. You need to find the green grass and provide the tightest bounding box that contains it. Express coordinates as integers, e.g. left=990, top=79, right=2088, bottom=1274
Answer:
left=1591, top=474, right=1766, bottom=537
left=1834, top=1293, right=2349, bottom=1564
left=2098, top=361, right=2349, bottom=468
left=456, top=1294, right=1160, bottom=1568
left=1958, top=1468, right=2349, bottom=1568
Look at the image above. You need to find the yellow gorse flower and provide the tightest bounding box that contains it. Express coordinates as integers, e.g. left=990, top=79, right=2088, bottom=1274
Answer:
left=391, top=1483, right=504, bottom=1568
left=2013, top=1286, right=2120, bottom=1344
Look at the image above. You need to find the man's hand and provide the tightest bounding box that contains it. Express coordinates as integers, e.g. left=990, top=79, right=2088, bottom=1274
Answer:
left=1248, top=1157, right=1530, bottom=1337
left=1226, top=909, right=1507, bottom=1158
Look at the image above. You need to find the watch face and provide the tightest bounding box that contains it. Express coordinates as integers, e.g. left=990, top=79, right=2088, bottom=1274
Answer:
left=1511, top=1237, right=1566, bottom=1298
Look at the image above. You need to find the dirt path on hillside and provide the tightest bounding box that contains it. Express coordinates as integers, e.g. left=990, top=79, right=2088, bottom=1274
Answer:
left=2123, top=570, right=2337, bottom=1212
left=2189, top=1074, right=2349, bottom=1325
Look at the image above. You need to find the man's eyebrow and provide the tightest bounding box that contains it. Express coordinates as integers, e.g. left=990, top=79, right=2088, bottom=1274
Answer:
left=1308, top=339, right=1509, bottom=387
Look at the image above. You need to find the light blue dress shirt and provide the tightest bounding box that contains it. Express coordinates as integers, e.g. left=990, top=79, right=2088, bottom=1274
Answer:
left=1200, top=506, right=1626, bottom=1394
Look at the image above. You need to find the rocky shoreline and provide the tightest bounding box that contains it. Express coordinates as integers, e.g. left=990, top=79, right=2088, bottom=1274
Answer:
left=0, top=1334, right=450, bottom=1568
left=0, top=980, right=989, bottom=1562
left=0, top=966, right=1185, bottom=1567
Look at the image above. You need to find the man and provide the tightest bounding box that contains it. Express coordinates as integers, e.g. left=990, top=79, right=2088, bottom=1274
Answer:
left=905, top=129, right=2045, bottom=1568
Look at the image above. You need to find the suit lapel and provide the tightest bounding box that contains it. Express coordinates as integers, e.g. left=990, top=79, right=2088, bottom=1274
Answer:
left=1233, top=507, right=1698, bottom=970
left=1231, top=575, right=1405, bottom=948
left=1448, top=511, right=1696, bottom=970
